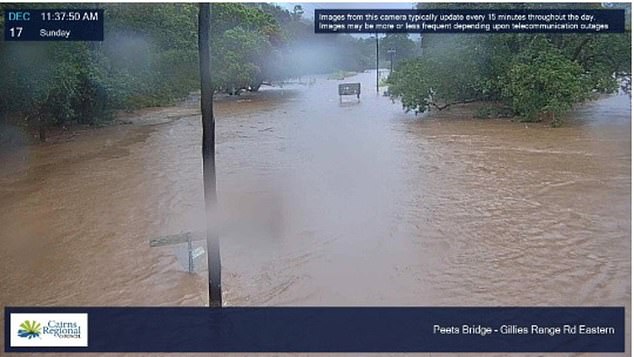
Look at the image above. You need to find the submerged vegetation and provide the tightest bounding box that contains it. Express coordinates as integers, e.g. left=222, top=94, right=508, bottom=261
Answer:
left=327, top=71, right=358, bottom=80
left=387, top=3, right=631, bottom=126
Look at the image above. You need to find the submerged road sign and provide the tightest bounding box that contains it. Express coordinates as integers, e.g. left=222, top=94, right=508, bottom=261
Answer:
left=339, top=83, right=361, bottom=102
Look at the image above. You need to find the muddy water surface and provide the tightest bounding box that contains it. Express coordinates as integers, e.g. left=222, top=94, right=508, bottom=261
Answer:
left=0, top=71, right=630, bottom=355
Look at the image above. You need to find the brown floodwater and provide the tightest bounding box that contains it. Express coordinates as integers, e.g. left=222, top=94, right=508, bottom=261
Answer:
left=0, top=71, right=630, bottom=356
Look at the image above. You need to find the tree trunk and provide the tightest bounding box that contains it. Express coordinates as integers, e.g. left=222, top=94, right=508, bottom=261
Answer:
left=198, top=3, right=222, bottom=308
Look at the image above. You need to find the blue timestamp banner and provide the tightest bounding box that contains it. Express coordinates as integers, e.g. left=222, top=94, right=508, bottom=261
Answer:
left=315, top=9, right=625, bottom=33
left=4, top=9, right=104, bottom=41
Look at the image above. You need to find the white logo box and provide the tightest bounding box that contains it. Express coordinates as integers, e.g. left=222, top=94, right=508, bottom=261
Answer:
left=10, top=313, right=88, bottom=347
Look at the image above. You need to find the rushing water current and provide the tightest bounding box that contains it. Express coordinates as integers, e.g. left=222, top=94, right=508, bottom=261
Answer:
left=0, top=71, right=630, bottom=356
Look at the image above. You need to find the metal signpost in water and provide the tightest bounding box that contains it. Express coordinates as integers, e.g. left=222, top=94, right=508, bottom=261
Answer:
left=387, top=48, right=396, bottom=75
left=375, top=32, right=379, bottom=93
left=199, top=3, right=222, bottom=308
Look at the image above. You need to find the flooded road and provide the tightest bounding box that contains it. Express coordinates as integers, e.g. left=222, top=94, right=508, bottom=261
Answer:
left=0, top=71, right=630, bottom=354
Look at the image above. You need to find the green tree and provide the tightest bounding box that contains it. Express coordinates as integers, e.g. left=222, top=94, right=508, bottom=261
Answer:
left=502, top=37, right=589, bottom=125
left=380, top=34, right=418, bottom=65
left=388, top=4, right=631, bottom=125
left=0, top=3, right=292, bottom=141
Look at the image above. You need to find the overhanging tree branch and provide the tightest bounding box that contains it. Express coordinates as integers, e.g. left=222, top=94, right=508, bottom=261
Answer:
left=430, top=98, right=480, bottom=111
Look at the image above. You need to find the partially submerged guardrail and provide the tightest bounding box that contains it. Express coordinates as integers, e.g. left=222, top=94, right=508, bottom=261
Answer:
left=150, top=231, right=206, bottom=273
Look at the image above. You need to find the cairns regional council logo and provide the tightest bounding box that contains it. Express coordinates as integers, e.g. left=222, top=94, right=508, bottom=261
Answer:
left=10, top=313, right=88, bottom=347
left=17, top=320, right=42, bottom=339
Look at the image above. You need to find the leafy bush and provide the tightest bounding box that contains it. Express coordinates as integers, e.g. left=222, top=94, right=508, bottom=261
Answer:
left=501, top=38, right=589, bottom=122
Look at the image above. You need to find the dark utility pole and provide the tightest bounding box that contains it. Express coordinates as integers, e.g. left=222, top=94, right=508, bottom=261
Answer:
left=198, top=3, right=222, bottom=308
left=387, top=48, right=396, bottom=75
left=375, top=33, right=379, bottom=93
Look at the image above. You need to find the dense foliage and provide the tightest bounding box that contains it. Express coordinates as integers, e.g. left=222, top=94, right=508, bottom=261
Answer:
left=387, top=3, right=631, bottom=125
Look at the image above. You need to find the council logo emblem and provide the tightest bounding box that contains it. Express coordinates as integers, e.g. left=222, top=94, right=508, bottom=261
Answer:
left=17, top=320, right=42, bottom=339
left=10, top=313, right=88, bottom=347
